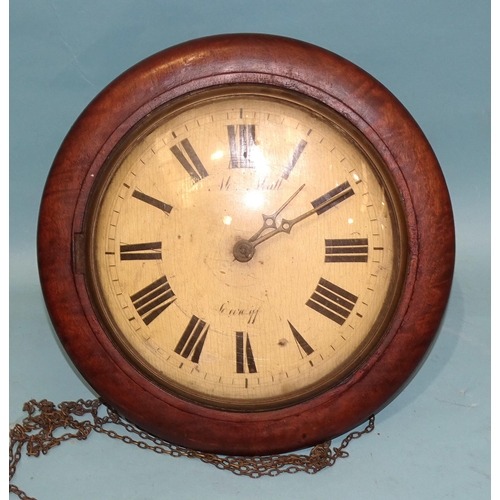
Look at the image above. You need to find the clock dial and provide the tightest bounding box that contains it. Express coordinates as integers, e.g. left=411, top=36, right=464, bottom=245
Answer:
left=86, top=86, right=407, bottom=410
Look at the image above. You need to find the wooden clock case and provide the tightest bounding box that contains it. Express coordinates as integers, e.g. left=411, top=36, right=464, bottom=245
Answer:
left=37, top=34, right=455, bottom=455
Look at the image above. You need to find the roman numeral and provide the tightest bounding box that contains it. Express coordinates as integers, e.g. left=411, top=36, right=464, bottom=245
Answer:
left=311, top=181, right=354, bottom=215
left=325, top=238, right=369, bottom=262
left=174, top=316, right=208, bottom=363
left=170, top=139, right=208, bottom=182
left=306, top=278, right=358, bottom=325
left=236, top=331, right=257, bottom=373
left=130, top=275, right=176, bottom=325
left=288, top=321, right=314, bottom=357
left=131, top=190, right=173, bottom=214
left=120, top=242, right=162, bottom=260
left=227, top=124, right=256, bottom=168
left=281, top=139, right=307, bottom=179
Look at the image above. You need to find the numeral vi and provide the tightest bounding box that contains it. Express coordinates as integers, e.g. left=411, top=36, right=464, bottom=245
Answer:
left=236, top=332, right=257, bottom=373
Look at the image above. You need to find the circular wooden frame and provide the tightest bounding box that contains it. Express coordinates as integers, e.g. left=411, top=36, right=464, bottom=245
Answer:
left=38, top=34, right=454, bottom=455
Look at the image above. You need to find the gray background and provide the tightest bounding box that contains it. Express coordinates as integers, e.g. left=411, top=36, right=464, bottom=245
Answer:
left=10, top=1, right=490, bottom=499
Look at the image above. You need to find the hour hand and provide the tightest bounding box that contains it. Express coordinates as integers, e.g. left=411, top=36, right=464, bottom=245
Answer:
left=247, top=184, right=305, bottom=242
left=233, top=182, right=354, bottom=262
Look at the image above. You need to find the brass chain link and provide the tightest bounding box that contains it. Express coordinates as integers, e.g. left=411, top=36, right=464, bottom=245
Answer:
left=9, top=398, right=375, bottom=499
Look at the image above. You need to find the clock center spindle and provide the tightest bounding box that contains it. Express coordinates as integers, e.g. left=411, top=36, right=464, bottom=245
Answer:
left=233, top=239, right=255, bottom=262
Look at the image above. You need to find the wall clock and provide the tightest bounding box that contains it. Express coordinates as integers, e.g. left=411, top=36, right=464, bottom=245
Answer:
left=37, top=34, right=454, bottom=455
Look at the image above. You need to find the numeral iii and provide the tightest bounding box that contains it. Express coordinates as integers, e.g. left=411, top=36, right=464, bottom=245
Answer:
left=325, top=238, right=369, bottom=262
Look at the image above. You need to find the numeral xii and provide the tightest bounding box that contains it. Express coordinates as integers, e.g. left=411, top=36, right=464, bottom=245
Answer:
left=228, top=124, right=255, bottom=168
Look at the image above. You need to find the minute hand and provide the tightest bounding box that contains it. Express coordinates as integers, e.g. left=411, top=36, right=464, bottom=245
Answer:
left=249, top=185, right=352, bottom=248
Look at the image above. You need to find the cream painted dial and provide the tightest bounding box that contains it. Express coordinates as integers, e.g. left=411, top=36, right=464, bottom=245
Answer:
left=87, top=86, right=406, bottom=410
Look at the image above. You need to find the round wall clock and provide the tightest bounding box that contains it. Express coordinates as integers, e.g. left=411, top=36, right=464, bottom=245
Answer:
left=38, top=34, right=454, bottom=455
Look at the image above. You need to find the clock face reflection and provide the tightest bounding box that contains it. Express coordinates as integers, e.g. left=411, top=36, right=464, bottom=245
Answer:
left=86, top=86, right=407, bottom=410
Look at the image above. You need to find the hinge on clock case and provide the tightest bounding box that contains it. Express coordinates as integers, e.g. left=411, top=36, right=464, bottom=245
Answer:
left=73, top=232, right=86, bottom=275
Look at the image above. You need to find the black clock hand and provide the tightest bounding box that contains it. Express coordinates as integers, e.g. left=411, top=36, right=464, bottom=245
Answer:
left=233, top=183, right=352, bottom=262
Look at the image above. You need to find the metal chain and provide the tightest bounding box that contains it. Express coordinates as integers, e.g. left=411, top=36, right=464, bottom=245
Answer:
left=9, top=398, right=375, bottom=499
